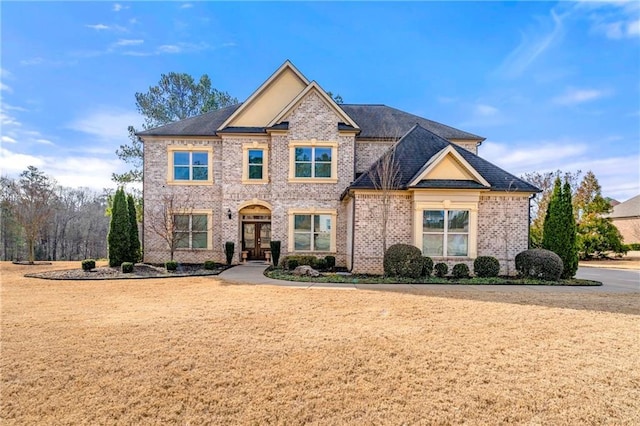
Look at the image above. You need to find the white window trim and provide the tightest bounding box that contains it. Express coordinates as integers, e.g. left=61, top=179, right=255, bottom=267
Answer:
left=287, top=208, right=337, bottom=253
left=241, top=142, right=269, bottom=184
left=167, top=145, right=213, bottom=185
left=173, top=209, right=213, bottom=250
left=422, top=209, right=470, bottom=257
left=414, top=201, right=478, bottom=258
left=288, top=140, right=338, bottom=183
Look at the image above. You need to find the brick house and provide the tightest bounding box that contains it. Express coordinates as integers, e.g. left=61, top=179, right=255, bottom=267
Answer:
left=138, top=61, right=539, bottom=274
left=608, top=195, right=640, bottom=245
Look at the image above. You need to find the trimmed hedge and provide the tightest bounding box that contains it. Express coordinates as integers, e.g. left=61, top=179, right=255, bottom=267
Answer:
left=270, top=241, right=281, bottom=267
left=515, top=249, right=563, bottom=281
left=383, top=244, right=424, bottom=278
left=204, top=260, right=217, bottom=270
left=452, top=263, right=470, bottom=279
left=324, top=255, right=336, bottom=270
left=225, top=242, right=235, bottom=265
left=280, top=255, right=319, bottom=270
left=165, top=261, right=178, bottom=271
left=287, top=259, right=299, bottom=271
left=121, top=262, right=134, bottom=273
left=434, top=262, right=448, bottom=278
left=422, top=256, right=434, bottom=277
left=474, top=256, right=500, bottom=278
left=81, top=259, right=96, bottom=271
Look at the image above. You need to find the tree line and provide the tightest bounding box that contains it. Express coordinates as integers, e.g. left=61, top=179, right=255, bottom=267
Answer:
left=1, top=167, right=111, bottom=262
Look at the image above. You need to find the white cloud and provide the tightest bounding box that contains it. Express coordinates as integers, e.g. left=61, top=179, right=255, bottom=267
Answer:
left=474, top=104, right=499, bottom=117
left=553, top=88, right=608, bottom=105
left=114, top=39, right=144, bottom=46
left=85, top=23, right=110, bottom=31
left=481, top=139, right=640, bottom=201
left=627, top=18, right=640, bottom=36
left=577, top=0, right=640, bottom=40
left=496, top=8, right=566, bottom=78
left=180, top=3, right=193, bottom=9
left=67, top=108, right=142, bottom=141
left=0, top=82, right=12, bottom=93
left=113, top=3, right=129, bottom=12
left=0, top=147, right=45, bottom=173
left=1, top=136, right=17, bottom=144
left=20, top=57, right=44, bottom=66
left=157, top=44, right=182, bottom=54
left=35, top=138, right=55, bottom=146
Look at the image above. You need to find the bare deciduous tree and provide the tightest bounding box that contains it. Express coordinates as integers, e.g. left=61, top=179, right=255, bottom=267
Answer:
left=367, top=145, right=401, bottom=255
left=145, top=193, right=196, bottom=261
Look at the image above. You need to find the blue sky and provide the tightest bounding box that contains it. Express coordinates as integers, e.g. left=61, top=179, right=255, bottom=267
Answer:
left=1, top=1, right=639, bottom=201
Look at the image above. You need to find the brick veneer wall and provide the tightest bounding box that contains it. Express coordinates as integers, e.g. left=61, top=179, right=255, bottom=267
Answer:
left=611, top=217, right=640, bottom=245
left=349, top=192, right=530, bottom=275
left=142, top=91, right=355, bottom=266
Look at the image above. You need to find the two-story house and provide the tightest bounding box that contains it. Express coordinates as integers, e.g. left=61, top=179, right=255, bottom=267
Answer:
left=139, top=61, right=539, bottom=275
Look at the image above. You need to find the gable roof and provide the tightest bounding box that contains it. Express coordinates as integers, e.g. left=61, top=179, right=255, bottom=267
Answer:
left=267, top=82, right=359, bottom=129
left=348, top=124, right=539, bottom=194
left=340, top=104, right=484, bottom=141
left=608, top=194, right=640, bottom=219
left=408, top=145, right=490, bottom=187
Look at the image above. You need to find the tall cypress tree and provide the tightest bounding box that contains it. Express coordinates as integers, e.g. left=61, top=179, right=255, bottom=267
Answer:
left=127, top=194, right=141, bottom=263
left=561, top=181, right=578, bottom=278
left=108, top=188, right=130, bottom=267
left=542, top=178, right=578, bottom=278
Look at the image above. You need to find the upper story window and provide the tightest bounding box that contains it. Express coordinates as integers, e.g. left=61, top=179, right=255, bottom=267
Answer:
left=242, top=142, right=269, bottom=184
left=174, top=152, right=208, bottom=181
left=167, top=145, right=213, bottom=185
left=288, top=140, right=338, bottom=183
left=423, top=210, right=469, bottom=256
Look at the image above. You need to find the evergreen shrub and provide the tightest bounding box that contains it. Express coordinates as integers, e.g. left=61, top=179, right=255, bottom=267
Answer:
left=383, top=243, right=423, bottom=278
left=270, top=241, right=281, bottom=267
left=422, top=256, right=434, bottom=277
left=225, top=242, right=235, bottom=265
left=473, top=256, right=500, bottom=277
left=81, top=259, right=96, bottom=271
left=434, top=262, right=448, bottom=278
left=515, top=249, right=563, bottom=281
left=121, top=262, right=134, bottom=273
left=452, top=263, right=470, bottom=279
left=165, top=260, right=178, bottom=271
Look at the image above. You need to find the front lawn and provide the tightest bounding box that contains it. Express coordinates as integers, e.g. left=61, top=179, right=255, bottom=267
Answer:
left=266, top=268, right=602, bottom=286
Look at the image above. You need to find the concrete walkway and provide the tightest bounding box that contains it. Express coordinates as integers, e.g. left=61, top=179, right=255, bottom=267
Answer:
left=217, top=262, right=639, bottom=293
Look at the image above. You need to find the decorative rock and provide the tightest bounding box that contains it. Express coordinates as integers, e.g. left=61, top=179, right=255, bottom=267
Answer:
left=292, top=265, right=320, bottom=277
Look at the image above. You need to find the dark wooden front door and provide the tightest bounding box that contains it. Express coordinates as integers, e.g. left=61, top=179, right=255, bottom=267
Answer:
left=242, top=222, right=271, bottom=260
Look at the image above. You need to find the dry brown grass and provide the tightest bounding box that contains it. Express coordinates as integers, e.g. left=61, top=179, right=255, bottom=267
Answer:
left=2, top=262, right=639, bottom=424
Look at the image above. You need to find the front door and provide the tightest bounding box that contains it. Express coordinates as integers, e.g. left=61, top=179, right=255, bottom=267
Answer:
left=242, top=222, right=271, bottom=260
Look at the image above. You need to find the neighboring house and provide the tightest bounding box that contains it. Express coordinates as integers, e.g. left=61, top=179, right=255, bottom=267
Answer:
left=138, top=61, right=539, bottom=275
left=607, top=195, right=640, bottom=245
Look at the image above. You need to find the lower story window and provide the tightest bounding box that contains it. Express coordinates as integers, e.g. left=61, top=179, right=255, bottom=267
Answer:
left=294, top=214, right=332, bottom=251
left=174, top=214, right=208, bottom=249
left=423, top=210, right=469, bottom=256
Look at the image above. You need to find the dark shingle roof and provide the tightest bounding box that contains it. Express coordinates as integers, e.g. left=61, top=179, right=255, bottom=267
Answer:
left=340, top=104, right=484, bottom=140
left=608, top=194, right=640, bottom=218
left=137, top=104, right=241, bottom=136
left=349, top=125, right=539, bottom=194
left=137, top=103, right=483, bottom=141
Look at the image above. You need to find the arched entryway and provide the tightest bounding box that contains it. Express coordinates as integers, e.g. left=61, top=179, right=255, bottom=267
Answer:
left=239, top=201, right=272, bottom=261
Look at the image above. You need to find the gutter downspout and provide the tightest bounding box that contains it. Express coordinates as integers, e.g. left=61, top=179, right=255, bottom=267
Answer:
left=350, top=192, right=356, bottom=272
left=528, top=193, right=536, bottom=249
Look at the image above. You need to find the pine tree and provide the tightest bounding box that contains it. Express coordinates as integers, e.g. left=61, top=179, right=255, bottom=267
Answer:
left=127, top=194, right=141, bottom=263
left=542, top=177, right=578, bottom=279
left=108, top=188, right=130, bottom=267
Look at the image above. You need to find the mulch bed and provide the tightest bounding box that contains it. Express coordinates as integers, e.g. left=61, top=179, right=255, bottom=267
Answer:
left=25, top=264, right=230, bottom=281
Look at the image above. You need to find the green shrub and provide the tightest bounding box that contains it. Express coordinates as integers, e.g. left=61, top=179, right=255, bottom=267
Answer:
left=165, top=260, right=178, bottom=271
left=452, top=263, right=470, bottom=279
left=224, top=241, right=235, bottom=265
left=383, top=243, right=423, bottom=278
left=434, top=262, right=448, bottom=278
left=108, top=187, right=130, bottom=267
left=121, top=262, right=134, bottom=273
left=515, top=249, right=563, bottom=281
left=628, top=243, right=640, bottom=251
left=270, top=241, right=281, bottom=267
left=287, top=259, right=299, bottom=271
left=422, top=256, right=434, bottom=277
left=280, top=255, right=318, bottom=270
left=204, top=260, right=217, bottom=270
left=324, top=255, right=336, bottom=270
left=315, top=258, right=328, bottom=271
left=473, top=256, right=500, bottom=277
left=81, top=259, right=96, bottom=271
